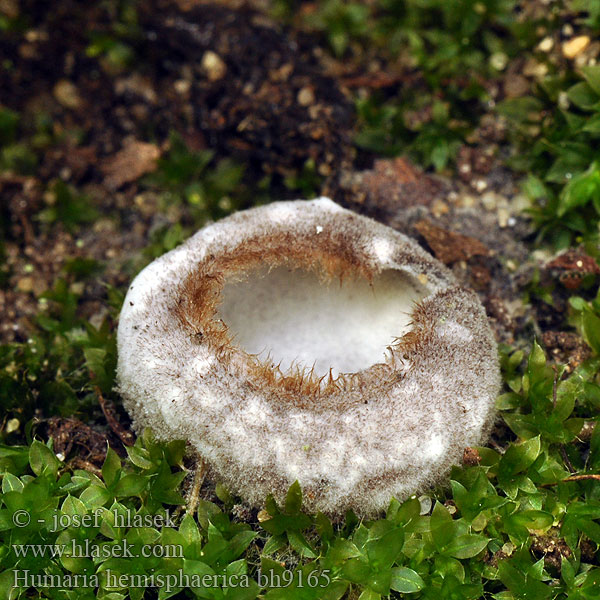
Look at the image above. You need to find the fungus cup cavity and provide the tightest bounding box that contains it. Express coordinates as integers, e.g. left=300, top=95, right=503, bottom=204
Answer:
left=117, top=198, right=500, bottom=516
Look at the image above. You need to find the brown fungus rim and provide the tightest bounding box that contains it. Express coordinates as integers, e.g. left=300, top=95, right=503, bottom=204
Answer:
left=169, top=228, right=441, bottom=410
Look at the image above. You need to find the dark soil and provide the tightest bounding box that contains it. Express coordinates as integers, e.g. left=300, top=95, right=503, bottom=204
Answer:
left=1, top=0, right=355, bottom=192
left=2, top=2, right=597, bottom=535
left=0, top=0, right=590, bottom=373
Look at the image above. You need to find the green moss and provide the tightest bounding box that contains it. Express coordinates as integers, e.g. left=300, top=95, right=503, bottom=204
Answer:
left=146, top=132, right=246, bottom=226
left=2, top=2, right=600, bottom=597
left=498, top=64, right=600, bottom=247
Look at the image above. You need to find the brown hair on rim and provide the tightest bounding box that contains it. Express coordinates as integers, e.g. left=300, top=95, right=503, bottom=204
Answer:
left=170, top=230, right=418, bottom=404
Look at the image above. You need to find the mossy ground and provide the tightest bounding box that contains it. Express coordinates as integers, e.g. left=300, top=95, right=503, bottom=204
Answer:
left=1, top=1, right=600, bottom=599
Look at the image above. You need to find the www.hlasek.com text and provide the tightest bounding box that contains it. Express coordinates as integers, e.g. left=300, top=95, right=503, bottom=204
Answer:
left=12, top=538, right=183, bottom=560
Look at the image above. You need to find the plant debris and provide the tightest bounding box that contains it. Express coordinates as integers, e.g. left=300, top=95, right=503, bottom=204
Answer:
left=414, top=218, right=492, bottom=265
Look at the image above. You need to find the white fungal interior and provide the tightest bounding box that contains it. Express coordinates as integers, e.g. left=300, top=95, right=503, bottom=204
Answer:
left=218, top=266, right=429, bottom=376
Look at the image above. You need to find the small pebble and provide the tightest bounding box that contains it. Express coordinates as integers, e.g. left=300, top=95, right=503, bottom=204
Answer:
left=317, top=163, right=332, bottom=176
left=489, top=52, right=508, bottom=71
left=53, top=79, right=82, bottom=109
left=481, top=191, right=499, bottom=210
left=562, top=24, right=574, bottom=37
left=537, top=36, right=554, bottom=52
left=431, top=199, right=449, bottom=217
left=458, top=194, right=477, bottom=208
left=174, top=79, right=191, bottom=94
left=297, top=86, right=316, bottom=107
left=497, top=207, right=510, bottom=228
left=501, top=542, right=515, bottom=556
left=70, top=282, right=85, bottom=295
left=523, top=59, right=548, bottom=79
left=17, top=277, right=34, bottom=293
left=474, top=178, right=488, bottom=192
left=201, top=51, right=227, bottom=81
left=558, top=91, right=570, bottom=110
left=418, top=495, right=432, bottom=515
left=257, top=509, right=270, bottom=522
left=6, top=418, right=20, bottom=434
left=562, top=35, right=590, bottom=59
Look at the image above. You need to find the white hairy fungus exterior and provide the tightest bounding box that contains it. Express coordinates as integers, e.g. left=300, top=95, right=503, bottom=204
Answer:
left=117, top=198, right=500, bottom=515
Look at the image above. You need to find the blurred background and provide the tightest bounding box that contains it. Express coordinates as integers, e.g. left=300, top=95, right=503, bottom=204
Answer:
left=2, top=3, right=600, bottom=599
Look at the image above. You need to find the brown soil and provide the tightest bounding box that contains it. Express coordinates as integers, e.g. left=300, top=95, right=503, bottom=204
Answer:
left=1, top=0, right=593, bottom=425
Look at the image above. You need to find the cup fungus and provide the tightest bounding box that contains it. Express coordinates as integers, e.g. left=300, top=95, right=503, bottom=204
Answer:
left=117, top=198, right=500, bottom=515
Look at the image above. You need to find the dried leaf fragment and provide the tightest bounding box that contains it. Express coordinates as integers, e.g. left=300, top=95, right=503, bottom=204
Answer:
left=101, top=140, right=161, bottom=190
left=415, top=219, right=491, bottom=265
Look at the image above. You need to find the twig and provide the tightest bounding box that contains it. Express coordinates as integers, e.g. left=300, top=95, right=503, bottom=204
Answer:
left=541, top=473, right=600, bottom=487
left=186, top=457, right=208, bottom=516
left=96, top=386, right=135, bottom=447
